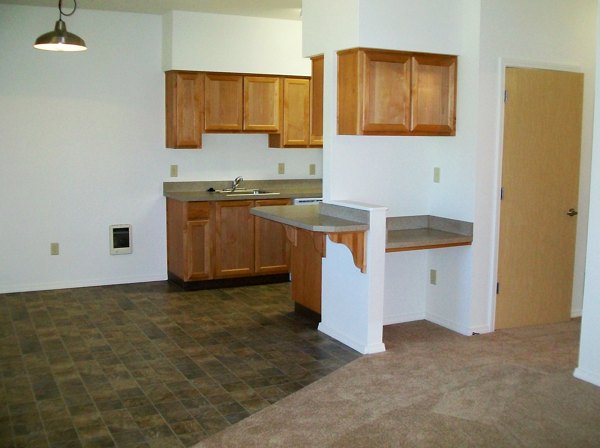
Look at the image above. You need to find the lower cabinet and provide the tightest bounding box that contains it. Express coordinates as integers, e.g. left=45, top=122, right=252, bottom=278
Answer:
left=213, top=200, right=255, bottom=278
left=166, top=198, right=291, bottom=285
left=255, top=199, right=292, bottom=274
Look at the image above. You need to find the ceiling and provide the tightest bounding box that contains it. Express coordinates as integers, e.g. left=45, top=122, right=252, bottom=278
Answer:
left=0, top=0, right=303, bottom=20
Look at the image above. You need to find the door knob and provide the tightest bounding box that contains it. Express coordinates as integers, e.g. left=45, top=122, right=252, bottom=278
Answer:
left=567, top=208, right=578, bottom=216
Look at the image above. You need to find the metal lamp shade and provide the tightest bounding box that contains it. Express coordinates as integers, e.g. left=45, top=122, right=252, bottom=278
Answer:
left=34, top=19, right=87, bottom=52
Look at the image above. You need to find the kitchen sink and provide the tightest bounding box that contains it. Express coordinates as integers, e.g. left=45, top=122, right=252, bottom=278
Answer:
left=226, top=190, right=280, bottom=197
left=214, top=188, right=280, bottom=196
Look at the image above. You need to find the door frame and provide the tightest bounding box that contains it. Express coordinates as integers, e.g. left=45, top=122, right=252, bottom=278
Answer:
left=490, top=58, right=584, bottom=331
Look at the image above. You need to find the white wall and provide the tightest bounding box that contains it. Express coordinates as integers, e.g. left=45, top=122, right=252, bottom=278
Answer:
left=474, top=0, right=597, bottom=329
left=0, top=5, right=166, bottom=293
left=165, top=11, right=310, bottom=75
left=575, top=2, right=600, bottom=389
left=0, top=4, right=322, bottom=293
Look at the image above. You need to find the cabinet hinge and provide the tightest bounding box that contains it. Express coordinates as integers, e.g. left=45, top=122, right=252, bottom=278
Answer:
left=500, top=187, right=504, bottom=200
left=504, top=90, right=508, bottom=103
left=496, top=282, right=500, bottom=294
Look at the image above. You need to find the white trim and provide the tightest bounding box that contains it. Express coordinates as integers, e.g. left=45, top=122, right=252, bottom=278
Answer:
left=0, top=274, right=167, bottom=294
left=383, top=311, right=426, bottom=326
left=489, top=58, right=585, bottom=331
left=571, top=308, right=583, bottom=318
left=318, top=323, right=386, bottom=354
left=574, top=367, right=600, bottom=388
left=426, top=312, right=472, bottom=336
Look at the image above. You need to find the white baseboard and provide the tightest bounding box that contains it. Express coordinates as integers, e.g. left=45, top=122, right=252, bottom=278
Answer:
left=573, top=367, right=600, bottom=387
left=383, top=311, right=426, bottom=326
left=0, top=274, right=168, bottom=294
left=318, top=323, right=386, bottom=354
left=426, top=312, right=473, bottom=336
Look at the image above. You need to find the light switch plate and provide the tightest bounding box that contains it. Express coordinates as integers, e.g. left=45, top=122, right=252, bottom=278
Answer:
left=433, top=167, right=441, bottom=183
left=50, top=242, right=59, bottom=256
left=430, top=269, right=437, bottom=285
left=278, top=163, right=285, bottom=175
left=170, top=165, right=178, bottom=177
left=309, top=164, right=316, bottom=175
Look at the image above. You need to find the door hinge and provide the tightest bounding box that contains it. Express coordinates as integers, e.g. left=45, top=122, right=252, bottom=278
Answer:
left=504, top=90, right=508, bottom=103
left=496, top=282, right=500, bottom=294
left=500, top=187, right=504, bottom=200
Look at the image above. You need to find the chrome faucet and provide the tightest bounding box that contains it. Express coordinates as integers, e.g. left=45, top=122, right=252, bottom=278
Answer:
left=231, top=176, right=243, bottom=192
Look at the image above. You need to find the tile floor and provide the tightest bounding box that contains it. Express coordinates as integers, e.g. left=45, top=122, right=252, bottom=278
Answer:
left=0, top=282, right=359, bottom=448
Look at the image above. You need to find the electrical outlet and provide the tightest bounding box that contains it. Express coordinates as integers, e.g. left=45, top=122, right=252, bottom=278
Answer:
left=430, top=269, right=437, bottom=285
left=170, top=164, right=178, bottom=177
left=50, top=242, right=59, bottom=256
left=309, top=163, right=316, bottom=175
left=278, top=163, right=285, bottom=175
left=433, top=167, right=441, bottom=183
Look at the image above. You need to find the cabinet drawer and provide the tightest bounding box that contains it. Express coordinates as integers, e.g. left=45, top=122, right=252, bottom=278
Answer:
left=187, top=202, right=210, bottom=220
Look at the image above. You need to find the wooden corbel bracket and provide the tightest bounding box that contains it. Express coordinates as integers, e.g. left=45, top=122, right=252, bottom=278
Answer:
left=327, top=231, right=367, bottom=273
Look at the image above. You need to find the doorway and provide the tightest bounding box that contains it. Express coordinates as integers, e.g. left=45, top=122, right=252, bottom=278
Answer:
left=495, top=67, right=583, bottom=330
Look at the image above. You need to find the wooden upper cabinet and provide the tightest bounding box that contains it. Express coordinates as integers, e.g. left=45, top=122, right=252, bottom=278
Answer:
left=165, top=71, right=203, bottom=149
left=204, top=74, right=243, bottom=132
left=244, top=76, right=281, bottom=132
left=362, top=50, right=411, bottom=133
left=337, top=48, right=457, bottom=136
left=269, top=77, right=310, bottom=147
left=310, top=55, right=324, bottom=146
left=411, top=54, right=457, bottom=135
left=283, top=78, right=310, bottom=146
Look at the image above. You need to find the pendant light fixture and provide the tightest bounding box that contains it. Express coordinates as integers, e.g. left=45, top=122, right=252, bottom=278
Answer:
left=34, top=0, right=87, bottom=52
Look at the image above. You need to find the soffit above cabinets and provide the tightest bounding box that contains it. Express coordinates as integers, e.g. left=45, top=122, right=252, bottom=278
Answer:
left=0, top=0, right=302, bottom=20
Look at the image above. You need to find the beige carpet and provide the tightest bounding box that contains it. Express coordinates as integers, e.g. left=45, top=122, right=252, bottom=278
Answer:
left=192, top=319, right=600, bottom=447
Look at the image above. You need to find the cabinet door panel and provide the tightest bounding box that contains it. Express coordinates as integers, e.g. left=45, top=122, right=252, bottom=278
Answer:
left=166, top=72, right=203, bottom=148
left=204, top=74, right=243, bottom=131
left=255, top=199, right=291, bottom=274
left=291, top=229, right=323, bottom=313
left=310, top=56, right=324, bottom=146
left=214, top=201, right=254, bottom=277
left=362, top=51, right=411, bottom=133
left=411, top=55, right=457, bottom=135
left=283, top=78, right=310, bottom=146
left=186, top=220, right=212, bottom=280
left=244, top=76, right=281, bottom=132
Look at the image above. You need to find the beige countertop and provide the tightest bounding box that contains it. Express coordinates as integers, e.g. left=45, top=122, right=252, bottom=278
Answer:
left=251, top=203, right=369, bottom=233
left=164, top=179, right=322, bottom=202
left=386, top=215, right=473, bottom=251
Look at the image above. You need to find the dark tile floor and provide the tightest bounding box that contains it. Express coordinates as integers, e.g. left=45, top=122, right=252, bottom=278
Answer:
left=0, top=281, right=360, bottom=448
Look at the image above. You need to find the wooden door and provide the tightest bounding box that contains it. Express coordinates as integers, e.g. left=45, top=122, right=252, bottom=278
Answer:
left=309, top=55, right=324, bottom=146
left=496, top=67, right=583, bottom=329
left=410, top=54, right=456, bottom=135
left=244, top=76, right=281, bottom=132
left=282, top=78, right=310, bottom=146
left=165, top=71, right=203, bottom=148
left=204, top=74, right=243, bottom=131
left=254, top=199, right=291, bottom=274
left=213, top=200, right=254, bottom=278
left=362, top=49, right=411, bottom=134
